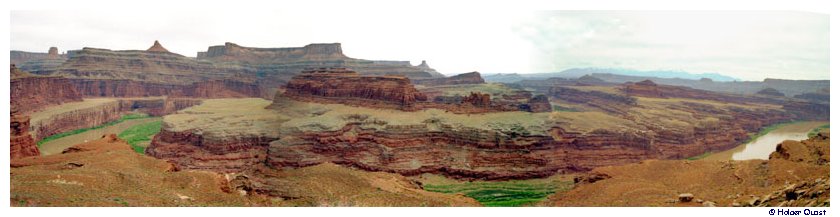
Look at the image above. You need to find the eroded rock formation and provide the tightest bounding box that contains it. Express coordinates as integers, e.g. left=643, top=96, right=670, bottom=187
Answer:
left=10, top=110, right=39, bottom=159
left=413, top=72, right=485, bottom=86
left=150, top=120, right=660, bottom=180
left=146, top=40, right=170, bottom=52
left=11, top=48, right=68, bottom=73
left=50, top=46, right=250, bottom=85
left=280, top=67, right=426, bottom=111
left=548, top=86, right=636, bottom=114
left=11, top=65, right=83, bottom=113
left=756, top=88, right=785, bottom=97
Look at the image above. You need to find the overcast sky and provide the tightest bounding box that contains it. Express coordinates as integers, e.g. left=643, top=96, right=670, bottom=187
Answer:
left=10, top=10, right=828, bottom=80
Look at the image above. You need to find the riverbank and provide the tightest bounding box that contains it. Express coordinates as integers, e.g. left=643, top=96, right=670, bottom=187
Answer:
left=37, top=114, right=162, bottom=155
left=701, top=121, right=828, bottom=161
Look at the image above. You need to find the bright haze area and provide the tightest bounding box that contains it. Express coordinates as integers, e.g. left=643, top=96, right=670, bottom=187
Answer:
left=11, top=10, right=828, bottom=81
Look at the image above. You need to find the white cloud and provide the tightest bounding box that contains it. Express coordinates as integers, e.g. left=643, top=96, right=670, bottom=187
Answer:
left=514, top=11, right=829, bottom=80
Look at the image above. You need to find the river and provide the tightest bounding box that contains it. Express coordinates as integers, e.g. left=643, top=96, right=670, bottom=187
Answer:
left=37, top=117, right=162, bottom=156
left=703, top=121, right=828, bottom=161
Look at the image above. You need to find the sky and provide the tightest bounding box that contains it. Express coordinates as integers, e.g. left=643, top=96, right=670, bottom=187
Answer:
left=10, top=10, right=829, bottom=81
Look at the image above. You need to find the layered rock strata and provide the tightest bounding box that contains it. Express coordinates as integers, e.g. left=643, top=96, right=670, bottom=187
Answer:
left=548, top=86, right=636, bottom=114
left=280, top=68, right=550, bottom=114
left=282, top=67, right=426, bottom=111
left=150, top=120, right=658, bottom=180
left=197, top=42, right=443, bottom=79
left=29, top=98, right=201, bottom=141
left=49, top=45, right=250, bottom=85
left=266, top=123, right=658, bottom=180
left=424, top=91, right=552, bottom=113
left=413, top=71, right=485, bottom=86
left=10, top=48, right=68, bottom=72
left=10, top=110, right=39, bottom=159
left=68, top=79, right=260, bottom=98
left=11, top=65, right=83, bottom=113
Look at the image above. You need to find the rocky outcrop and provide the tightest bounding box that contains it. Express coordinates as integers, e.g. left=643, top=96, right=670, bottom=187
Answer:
left=527, top=95, right=552, bottom=112
left=279, top=67, right=427, bottom=111
left=10, top=65, right=83, bottom=113
left=420, top=90, right=552, bottom=114
left=146, top=40, right=170, bottom=52
left=793, top=88, right=829, bottom=103
left=621, top=80, right=785, bottom=105
left=756, top=88, right=785, bottom=97
left=11, top=48, right=68, bottom=73
left=10, top=111, right=40, bottom=159
left=146, top=129, right=274, bottom=173
left=548, top=86, right=635, bottom=114
left=49, top=45, right=251, bottom=85
left=782, top=101, right=830, bottom=121
left=197, top=42, right=444, bottom=80
left=622, top=80, right=662, bottom=97
left=413, top=72, right=485, bottom=86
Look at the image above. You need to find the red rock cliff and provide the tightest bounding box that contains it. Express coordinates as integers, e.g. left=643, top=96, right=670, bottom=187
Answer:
left=281, top=67, right=427, bottom=111
left=11, top=65, right=83, bottom=114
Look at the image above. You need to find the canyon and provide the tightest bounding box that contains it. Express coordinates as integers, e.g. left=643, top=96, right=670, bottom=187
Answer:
left=144, top=69, right=829, bottom=184
left=9, top=40, right=830, bottom=207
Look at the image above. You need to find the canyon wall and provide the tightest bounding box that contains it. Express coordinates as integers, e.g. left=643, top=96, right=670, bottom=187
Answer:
left=197, top=42, right=444, bottom=81
left=11, top=48, right=67, bottom=73
left=30, top=98, right=201, bottom=141
left=11, top=65, right=84, bottom=114
left=51, top=46, right=250, bottom=85
left=68, top=79, right=260, bottom=98
left=548, top=86, right=636, bottom=114
left=148, top=121, right=659, bottom=180
left=413, top=71, right=485, bottom=86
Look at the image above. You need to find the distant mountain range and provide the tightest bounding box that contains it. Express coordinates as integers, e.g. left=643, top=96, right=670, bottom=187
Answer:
left=483, top=68, right=740, bottom=83
left=482, top=67, right=827, bottom=98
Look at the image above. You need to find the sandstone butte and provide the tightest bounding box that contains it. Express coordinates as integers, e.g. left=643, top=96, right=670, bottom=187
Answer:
left=278, top=67, right=551, bottom=113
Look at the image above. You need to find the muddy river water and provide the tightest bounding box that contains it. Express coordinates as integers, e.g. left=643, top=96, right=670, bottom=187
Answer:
left=37, top=117, right=161, bottom=156
left=703, top=121, right=828, bottom=161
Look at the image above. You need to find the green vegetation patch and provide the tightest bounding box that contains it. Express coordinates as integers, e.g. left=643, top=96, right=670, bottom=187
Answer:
left=745, top=121, right=800, bottom=144
left=551, top=105, right=579, bottom=112
left=686, top=151, right=712, bottom=161
left=37, top=113, right=152, bottom=147
left=808, top=124, right=830, bottom=138
left=424, top=180, right=571, bottom=207
left=117, top=120, right=162, bottom=154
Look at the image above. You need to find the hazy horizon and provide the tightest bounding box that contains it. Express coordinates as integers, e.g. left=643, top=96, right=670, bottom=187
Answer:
left=11, top=10, right=829, bottom=81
